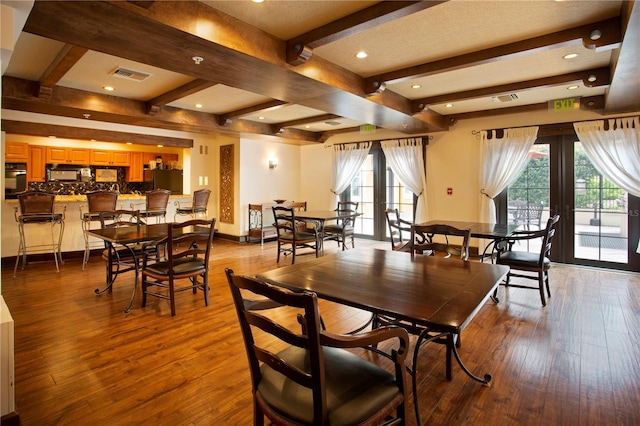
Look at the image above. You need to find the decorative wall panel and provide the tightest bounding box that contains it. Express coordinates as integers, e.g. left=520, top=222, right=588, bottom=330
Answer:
left=219, top=144, right=234, bottom=223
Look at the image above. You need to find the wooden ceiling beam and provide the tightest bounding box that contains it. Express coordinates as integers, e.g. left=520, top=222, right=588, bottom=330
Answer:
left=1, top=76, right=323, bottom=143
left=286, top=1, right=446, bottom=65
left=276, top=114, right=342, bottom=129
left=222, top=100, right=290, bottom=121
left=413, top=67, right=611, bottom=112
left=1, top=120, right=193, bottom=148
left=364, top=17, right=622, bottom=93
left=37, top=44, right=88, bottom=99
left=146, top=79, right=218, bottom=114
left=22, top=0, right=439, bottom=135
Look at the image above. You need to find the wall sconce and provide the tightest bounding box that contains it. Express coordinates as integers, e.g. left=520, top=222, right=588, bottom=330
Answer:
left=269, top=157, right=279, bottom=169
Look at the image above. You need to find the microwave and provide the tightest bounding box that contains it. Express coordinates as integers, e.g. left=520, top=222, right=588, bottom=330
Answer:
left=47, top=167, right=92, bottom=182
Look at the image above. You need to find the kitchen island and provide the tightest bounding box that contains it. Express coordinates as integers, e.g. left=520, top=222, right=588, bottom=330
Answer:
left=1, top=194, right=191, bottom=260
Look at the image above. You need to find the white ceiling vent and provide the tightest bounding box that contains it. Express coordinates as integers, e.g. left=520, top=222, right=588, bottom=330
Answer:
left=109, top=66, right=151, bottom=82
left=492, top=94, right=519, bottom=103
left=324, top=121, right=342, bottom=126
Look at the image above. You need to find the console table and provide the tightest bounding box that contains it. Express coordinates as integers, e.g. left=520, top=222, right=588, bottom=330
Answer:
left=248, top=201, right=306, bottom=245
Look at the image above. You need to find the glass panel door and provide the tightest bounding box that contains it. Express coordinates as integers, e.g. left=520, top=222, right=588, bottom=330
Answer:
left=346, top=148, right=415, bottom=241
left=505, top=135, right=638, bottom=271
left=573, top=141, right=629, bottom=263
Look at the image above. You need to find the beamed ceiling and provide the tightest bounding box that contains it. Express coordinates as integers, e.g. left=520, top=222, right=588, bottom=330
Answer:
left=1, top=0, right=639, bottom=146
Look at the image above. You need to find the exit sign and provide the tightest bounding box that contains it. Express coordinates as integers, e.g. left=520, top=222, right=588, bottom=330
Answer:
left=549, top=97, right=580, bottom=112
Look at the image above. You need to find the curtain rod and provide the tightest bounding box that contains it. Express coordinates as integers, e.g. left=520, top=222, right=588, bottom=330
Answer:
left=472, top=114, right=640, bottom=136
left=325, top=135, right=432, bottom=148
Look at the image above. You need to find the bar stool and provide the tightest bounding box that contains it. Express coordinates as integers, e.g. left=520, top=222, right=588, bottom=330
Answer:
left=130, top=189, right=171, bottom=224
left=80, top=191, right=118, bottom=270
left=13, top=191, right=66, bottom=277
left=174, top=189, right=210, bottom=221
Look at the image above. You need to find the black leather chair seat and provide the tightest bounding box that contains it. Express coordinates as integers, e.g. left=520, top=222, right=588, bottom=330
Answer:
left=145, top=257, right=205, bottom=276
left=259, top=346, right=400, bottom=426
left=499, top=251, right=550, bottom=270
left=19, top=213, right=63, bottom=223
left=324, top=223, right=353, bottom=232
left=278, top=230, right=317, bottom=241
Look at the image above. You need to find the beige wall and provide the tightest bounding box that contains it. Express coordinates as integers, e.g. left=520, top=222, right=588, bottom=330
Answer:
left=1, top=106, right=636, bottom=247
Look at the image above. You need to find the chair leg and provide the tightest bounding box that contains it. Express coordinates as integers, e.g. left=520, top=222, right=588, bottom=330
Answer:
left=276, top=241, right=281, bottom=263
left=169, top=279, right=176, bottom=317
left=14, top=222, right=26, bottom=277
left=203, top=275, right=210, bottom=307
left=545, top=270, right=551, bottom=298
left=538, top=271, right=546, bottom=307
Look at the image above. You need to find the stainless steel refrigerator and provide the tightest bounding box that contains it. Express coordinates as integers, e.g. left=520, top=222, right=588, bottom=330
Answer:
left=143, top=169, right=183, bottom=194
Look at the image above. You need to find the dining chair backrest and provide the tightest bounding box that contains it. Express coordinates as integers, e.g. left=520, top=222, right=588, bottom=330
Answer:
left=385, top=208, right=412, bottom=251
left=145, top=189, right=171, bottom=212
left=17, top=191, right=56, bottom=216
left=411, top=223, right=471, bottom=260
left=192, top=189, right=211, bottom=210
left=86, top=191, right=119, bottom=213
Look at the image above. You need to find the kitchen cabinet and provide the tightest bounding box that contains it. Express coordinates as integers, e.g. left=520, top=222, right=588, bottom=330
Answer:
left=46, top=147, right=90, bottom=165
left=28, top=146, right=46, bottom=182
left=5, top=142, right=29, bottom=162
left=128, top=152, right=145, bottom=182
left=143, top=152, right=179, bottom=168
left=90, top=150, right=130, bottom=166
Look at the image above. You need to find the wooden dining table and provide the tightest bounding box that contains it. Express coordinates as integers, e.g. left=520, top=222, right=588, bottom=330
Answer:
left=295, top=210, right=362, bottom=249
left=416, top=219, right=523, bottom=260
left=257, top=248, right=509, bottom=424
left=85, top=222, right=207, bottom=313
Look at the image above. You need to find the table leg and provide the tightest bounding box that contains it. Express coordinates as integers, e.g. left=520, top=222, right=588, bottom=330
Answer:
left=410, top=329, right=492, bottom=425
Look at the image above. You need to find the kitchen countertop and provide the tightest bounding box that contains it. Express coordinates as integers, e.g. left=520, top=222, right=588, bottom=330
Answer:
left=4, top=194, right=191, bottom=203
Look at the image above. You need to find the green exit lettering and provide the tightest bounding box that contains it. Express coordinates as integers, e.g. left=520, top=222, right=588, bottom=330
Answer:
left=549, top=97, right=580, bottom=112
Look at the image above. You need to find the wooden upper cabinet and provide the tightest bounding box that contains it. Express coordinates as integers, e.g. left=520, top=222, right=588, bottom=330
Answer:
left=128, top=152, right=144, bottom=182
left=5, top=142, right=29, bottom=162
left=46, top=147, right=90, bottom=165
left=90, top=150, right=130, bottom=166
left=28, top=146, right=46, bottom=182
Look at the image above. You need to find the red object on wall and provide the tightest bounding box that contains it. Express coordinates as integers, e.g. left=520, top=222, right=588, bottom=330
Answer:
left=447, top=187, right=453, bottom=195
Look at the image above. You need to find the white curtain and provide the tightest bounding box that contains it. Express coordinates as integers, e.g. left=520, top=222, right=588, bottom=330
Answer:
left=574, top=117, right=640, bottom=254
left=331, top=142, right=371, bottom=208
left=381, top=138, right=429, bottom=223
left=479, top=126, right=539, bottom=224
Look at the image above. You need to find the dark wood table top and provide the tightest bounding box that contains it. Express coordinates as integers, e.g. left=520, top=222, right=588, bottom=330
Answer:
left=295, top=210, right=361, bottom=221
left=86, top=223, right=208, bottom=244
left=257, top=248, right=509, bottom=334
left=415, top=220, right=520, bottom=239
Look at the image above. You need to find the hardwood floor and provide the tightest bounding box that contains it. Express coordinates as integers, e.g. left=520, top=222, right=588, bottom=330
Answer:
left=2, top=238, right=639, bottom=425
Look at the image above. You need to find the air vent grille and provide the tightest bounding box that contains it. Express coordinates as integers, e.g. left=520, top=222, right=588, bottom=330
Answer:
left=492, top=94, right=518, bottom=103
left=109, top=66, right=151, bottom=82
left=324, top=121, right=342, bottom=126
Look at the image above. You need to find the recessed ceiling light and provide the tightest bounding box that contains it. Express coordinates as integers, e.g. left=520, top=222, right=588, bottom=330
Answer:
left=103, top=86, right=115, bottom=91
left=304, top=125, right=310, bottom=129
left=157, top=144, right=163, bottom=148
left=411, top=84, right=422, bottom=89
left=563, top=53, right=579, bottom=60
left=252, top=0, right=265, bottom=3
left=445, top=103, right=453, bottom=108
left=195, top=103, right=203, bottom=108
left=48, top=135, right=56, bottom=138
left=567, top=85, right=579, bottom=90
left=258, top=116, right=265, bottom=120
left=126, top=142, right=132, bottom=145
left=355, top=51, right=368, bottom=59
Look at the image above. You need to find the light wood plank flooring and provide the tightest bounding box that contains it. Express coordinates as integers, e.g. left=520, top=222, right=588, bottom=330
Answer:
left=2, top=238, right=639, bottom=425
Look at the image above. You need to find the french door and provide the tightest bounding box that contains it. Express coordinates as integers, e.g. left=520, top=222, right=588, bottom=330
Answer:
left=346, top=147, right=415, bottom=241
left=501, top=134, right=639, bottom=272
